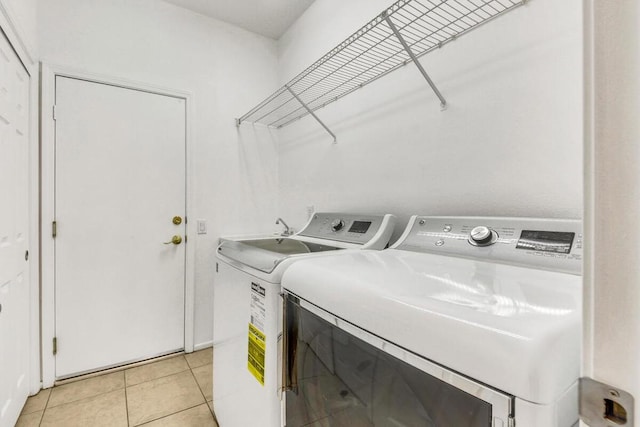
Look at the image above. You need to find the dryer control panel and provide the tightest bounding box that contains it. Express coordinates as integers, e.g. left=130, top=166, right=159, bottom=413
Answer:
left=394, top=216, right=582, bottom=275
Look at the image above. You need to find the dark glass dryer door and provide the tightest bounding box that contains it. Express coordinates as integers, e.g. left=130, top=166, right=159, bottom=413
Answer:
left=284, top=294, right=513, bottom=427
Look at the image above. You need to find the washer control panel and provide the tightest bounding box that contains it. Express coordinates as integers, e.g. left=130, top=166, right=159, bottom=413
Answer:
left=299, top=213, right=387, bottom=245
left=468, top=225, right=498, bottom=246
left=395, top=216, right=582, bottom=275
left=330, top=219, right=345, bottom=232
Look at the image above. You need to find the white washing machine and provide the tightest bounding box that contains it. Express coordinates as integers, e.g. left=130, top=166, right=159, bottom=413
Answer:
left=281, top=216, right=582, bottom=427
left=213, top=212, right=396, bottom=427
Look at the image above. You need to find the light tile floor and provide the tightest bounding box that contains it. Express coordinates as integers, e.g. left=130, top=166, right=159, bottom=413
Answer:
left=16, top=348, right=218, bottom=427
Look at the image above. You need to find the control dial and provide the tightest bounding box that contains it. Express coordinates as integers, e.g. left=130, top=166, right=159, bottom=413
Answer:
left=330, top=219, right=345, bottom=232
left=469, top=226, right=497, bottom=246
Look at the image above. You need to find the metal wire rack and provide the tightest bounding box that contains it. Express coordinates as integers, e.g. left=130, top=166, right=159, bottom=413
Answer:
left=237, top=0, right=526, bottom=141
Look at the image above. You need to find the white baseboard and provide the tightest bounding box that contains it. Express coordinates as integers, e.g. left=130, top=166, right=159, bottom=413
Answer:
left=193, top=341, right=213, bottom=352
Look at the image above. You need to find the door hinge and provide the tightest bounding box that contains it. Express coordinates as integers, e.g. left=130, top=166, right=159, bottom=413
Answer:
left=216, top=262, right=219, bottom=273
left=184, top=235, right=187, bottom=243
left=52, top=337, right=58, bottom=355
left=52, top=221, right=57, bottom=238
left=580, top=377, right=634, bottom=427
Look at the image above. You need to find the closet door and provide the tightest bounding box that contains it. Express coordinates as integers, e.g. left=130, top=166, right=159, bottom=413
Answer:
left=0, top=29, right=31, bottom=427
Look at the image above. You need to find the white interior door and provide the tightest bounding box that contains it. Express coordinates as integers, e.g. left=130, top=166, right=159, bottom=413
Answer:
left=0, top=30, right=30, bottom=427
left=54, top=77, right=186, bottom=378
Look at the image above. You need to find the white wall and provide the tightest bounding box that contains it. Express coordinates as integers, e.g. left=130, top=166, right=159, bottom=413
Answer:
left=276, top=0, right=583, bottom=239
left=35, top=0, right=585, bottom=358
left=37, top=0, right=280, bottom=348
left=0, top=0, right=37, bottom=59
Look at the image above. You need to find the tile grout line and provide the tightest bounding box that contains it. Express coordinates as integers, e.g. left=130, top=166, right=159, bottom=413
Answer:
left=126, top=366, right=192, bottom=388
left=38, top=388, right=53, bottom=426
left=190, top=367, right=209, bottom=404
left=124, top=355, right=189, bottom=386
left=134, top=403, right=206, bottom=427
left=190, top=364, right=218, bottom=425
left=125, top=377, right=130, bottom=427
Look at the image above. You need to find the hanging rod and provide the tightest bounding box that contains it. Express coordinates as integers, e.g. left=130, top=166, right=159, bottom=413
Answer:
left=236, top=0, right=525, bottom=134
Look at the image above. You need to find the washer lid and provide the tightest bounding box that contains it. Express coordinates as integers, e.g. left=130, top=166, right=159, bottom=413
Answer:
left=217, top=238, right=344, bottom=273
left=282, top=249, right=582, bottom=405
left=216, top=213, right=396, bottom=274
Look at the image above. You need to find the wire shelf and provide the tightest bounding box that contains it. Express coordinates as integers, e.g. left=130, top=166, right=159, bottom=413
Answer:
left=237, top=0, right=525, bottom=132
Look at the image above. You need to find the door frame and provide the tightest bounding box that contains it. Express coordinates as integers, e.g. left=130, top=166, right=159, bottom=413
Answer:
left=582, top=2, right=639, bottom=425
left=40, top=63, right=196, bottom=388
left=0, top=3, right=40, bottom=396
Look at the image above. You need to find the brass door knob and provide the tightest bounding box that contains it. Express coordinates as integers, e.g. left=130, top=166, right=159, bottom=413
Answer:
left=172, top=216, right=182, bottom=225
left=164, top=235, right=182, bottom=245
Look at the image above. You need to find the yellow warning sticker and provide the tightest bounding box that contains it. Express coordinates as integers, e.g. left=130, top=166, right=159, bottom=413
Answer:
left=248, top=323, right=266, bottom=385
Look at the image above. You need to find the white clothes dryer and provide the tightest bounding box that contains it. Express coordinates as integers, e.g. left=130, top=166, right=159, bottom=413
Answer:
left=213, top=213, right=396, bottom=427
left=281, top=216, right=582, bottom=427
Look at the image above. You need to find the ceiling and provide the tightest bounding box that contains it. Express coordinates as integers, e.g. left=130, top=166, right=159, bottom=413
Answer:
left=162, top=0, right=315, bottom=40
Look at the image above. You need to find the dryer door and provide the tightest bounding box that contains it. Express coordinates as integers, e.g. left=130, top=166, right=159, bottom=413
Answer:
left=284, top=293, right=513, bottom=427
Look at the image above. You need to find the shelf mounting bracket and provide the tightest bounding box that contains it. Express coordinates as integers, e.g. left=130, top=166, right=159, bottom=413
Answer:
left=285, top=85, right=337, bottom=143
left=384, top=12, right=447, bottom=110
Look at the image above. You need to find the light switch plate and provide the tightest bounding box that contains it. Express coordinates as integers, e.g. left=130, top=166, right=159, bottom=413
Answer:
left=197, top=219, right=207, bottom=234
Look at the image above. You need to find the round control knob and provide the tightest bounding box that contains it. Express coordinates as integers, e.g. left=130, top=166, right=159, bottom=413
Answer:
left=330, top=219, right=345, bottom=232
left=469, top=226, right=496, bottom=246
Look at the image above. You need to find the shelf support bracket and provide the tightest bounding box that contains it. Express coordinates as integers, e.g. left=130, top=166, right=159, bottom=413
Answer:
left=285, top=85, right=337, bottom=143
left=384, top=13, right=447, bottom=110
